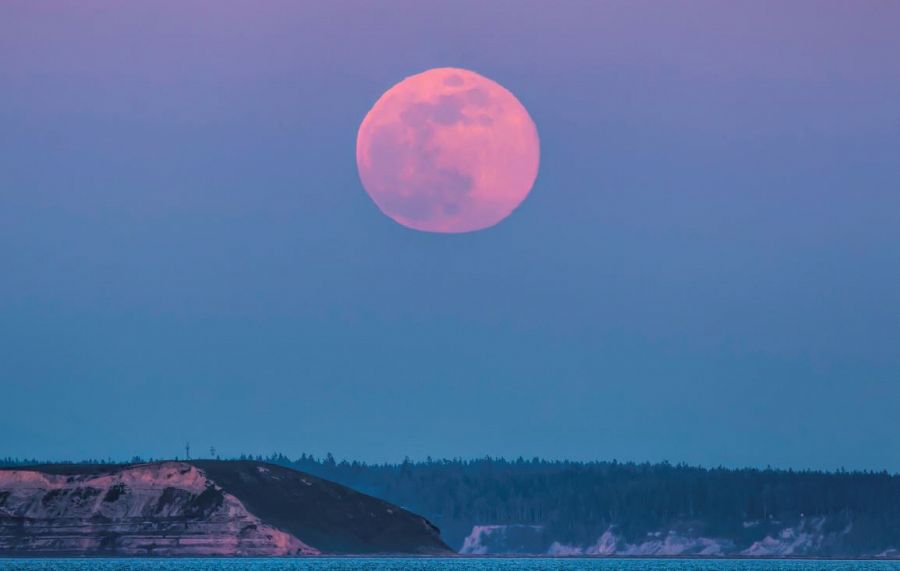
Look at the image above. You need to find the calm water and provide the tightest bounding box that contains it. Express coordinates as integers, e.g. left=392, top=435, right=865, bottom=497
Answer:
left=2, top=559, right=900, bottom=571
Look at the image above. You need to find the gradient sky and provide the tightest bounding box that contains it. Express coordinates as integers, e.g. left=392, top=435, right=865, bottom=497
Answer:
left=2, top=1, right=899, bottom=470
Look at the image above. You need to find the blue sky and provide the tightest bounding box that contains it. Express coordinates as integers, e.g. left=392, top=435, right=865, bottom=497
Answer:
left=1, top=1, right=899, bottom=469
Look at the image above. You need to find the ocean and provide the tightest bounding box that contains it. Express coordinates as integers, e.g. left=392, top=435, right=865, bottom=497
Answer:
left=1, top=559, right=899, bottom=571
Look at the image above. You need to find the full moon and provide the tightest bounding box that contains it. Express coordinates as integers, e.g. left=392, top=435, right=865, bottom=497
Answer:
left=356, top=68, right=540, bottom=233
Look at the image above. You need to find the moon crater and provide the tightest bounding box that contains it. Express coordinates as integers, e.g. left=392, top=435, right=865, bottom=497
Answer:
left=356, top=68, right=540, bottom=233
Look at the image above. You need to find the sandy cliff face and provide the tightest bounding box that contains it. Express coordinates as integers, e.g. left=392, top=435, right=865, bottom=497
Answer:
left=459, top=524, right=546, bottom=554
left=0, top=460, right=451, bottom=556
left=0, top=462, right=316, bottom=556
left=459, top=518, right=880, bottom=557
left=544, top=529, right=735, bottom=557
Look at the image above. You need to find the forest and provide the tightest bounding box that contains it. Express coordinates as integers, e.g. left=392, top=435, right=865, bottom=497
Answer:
left=4, top=454, right=900, bottom=552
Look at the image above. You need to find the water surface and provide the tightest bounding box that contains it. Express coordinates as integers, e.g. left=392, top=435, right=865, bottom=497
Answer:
left=3, top=558, right=900, bottom=571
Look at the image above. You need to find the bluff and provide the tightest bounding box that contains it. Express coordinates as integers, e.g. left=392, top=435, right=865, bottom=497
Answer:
left=0, top=460, right=450, bottom=556
left=274, top=455, right=900, bottom=557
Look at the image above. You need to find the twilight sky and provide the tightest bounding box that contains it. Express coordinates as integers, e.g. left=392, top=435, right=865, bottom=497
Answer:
left=2, top=0, right=899, bottom=470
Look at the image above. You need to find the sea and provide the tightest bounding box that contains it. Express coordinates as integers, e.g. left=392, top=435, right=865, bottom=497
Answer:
left=1, top=559, right=900, bottom=571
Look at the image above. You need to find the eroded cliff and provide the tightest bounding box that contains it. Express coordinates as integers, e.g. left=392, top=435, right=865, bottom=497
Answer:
left=0, top=461, right=449, bottom=556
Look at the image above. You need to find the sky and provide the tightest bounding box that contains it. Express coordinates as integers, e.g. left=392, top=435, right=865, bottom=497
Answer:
left=1, top=0, right=899, bottom=470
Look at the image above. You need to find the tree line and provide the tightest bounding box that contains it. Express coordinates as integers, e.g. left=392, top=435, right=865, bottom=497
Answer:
left=4, top=453, right=900, bottom=551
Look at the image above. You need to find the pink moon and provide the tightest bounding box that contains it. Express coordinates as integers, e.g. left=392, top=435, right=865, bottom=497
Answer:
left=356, top=68, right=540, bottom=233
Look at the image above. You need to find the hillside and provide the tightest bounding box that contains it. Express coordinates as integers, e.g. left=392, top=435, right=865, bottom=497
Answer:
left=270, top=455, right=900, bottom=557
left=0, top=460, right=450, bottom=556
left=6, top=455, right=900, bottom=557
